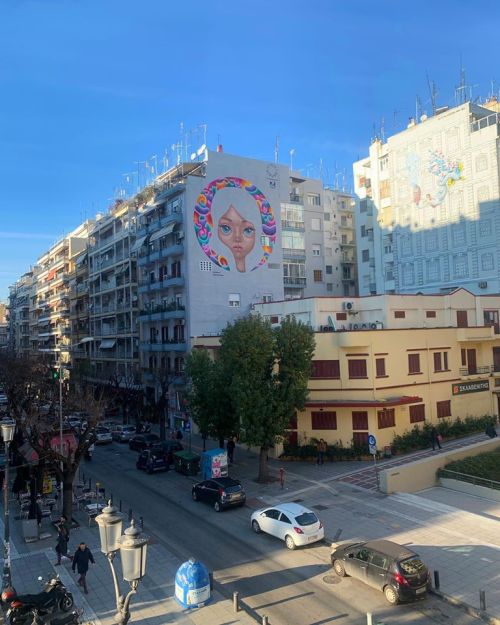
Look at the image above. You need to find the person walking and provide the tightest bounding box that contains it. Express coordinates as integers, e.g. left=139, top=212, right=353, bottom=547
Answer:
left=430, top=427, right=442, bottom=451
left=226, top=437, right=236, bottom=464
left=72, top=542, right=95, bottom=594
left=55, top=515, right=70, bottom=565
left=316, top=439, right=327, bottom=465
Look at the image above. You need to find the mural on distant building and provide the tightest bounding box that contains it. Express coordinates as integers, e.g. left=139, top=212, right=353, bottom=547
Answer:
left=194, top=177, right=276, bottom=272
left=407, top=150, right=464, bottom=208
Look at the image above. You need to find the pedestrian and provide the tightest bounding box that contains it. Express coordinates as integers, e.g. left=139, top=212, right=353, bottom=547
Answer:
left=226, top=437, right=236, bottom=464
left=55, top=515, right=70, bottom=565
left=176, top=428, right=183, bottom=441
left=316, top=439, right=327, bottom=465
left=430, top=427, right=442, bottom=451
left=485, top=422, right=498, bottom=439
left=72, top=542, right=95, bottom=594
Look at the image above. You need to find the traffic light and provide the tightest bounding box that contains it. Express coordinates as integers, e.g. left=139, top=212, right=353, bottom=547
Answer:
left=51, top=367, right=60, bottom=381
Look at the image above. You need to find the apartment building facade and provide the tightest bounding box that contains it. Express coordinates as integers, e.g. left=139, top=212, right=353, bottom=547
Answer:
left=8, top=272, right=33, bottom=354
left=354, top=99, right=500, bottom=296
left=253, top=288, right=500, bottom=449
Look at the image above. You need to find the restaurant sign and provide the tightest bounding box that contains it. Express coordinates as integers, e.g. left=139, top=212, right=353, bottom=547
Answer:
left=452, top=380, right=490, bottom=396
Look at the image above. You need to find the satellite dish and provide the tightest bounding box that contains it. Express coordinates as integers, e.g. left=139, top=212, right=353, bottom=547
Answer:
left=190, top=152, right=197, bottom=161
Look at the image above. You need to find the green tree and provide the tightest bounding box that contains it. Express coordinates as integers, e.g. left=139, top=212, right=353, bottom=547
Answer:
left=185, top=349, right=236, bottom=448
left=220, top=316, right=314, bottom=482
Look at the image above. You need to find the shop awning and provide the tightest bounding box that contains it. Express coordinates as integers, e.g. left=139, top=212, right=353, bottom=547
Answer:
left=149, top=222, right=176, bottom=242
left=99, top=339, right=116, bottom=349
left=304, top=396, right=423, bottom=409
left=75, top=252, right=88, bottom=266
left=130, top=235, right=149, bottom=253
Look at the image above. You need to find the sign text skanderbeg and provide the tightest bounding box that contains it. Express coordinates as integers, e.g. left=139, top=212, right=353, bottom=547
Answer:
left=452, top=380, right=490, bottom=396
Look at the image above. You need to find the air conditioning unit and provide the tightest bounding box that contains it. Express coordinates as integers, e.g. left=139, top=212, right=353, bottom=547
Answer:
left=361, top=323, right=368, bottom=329
left=343, top=301, right=354, bottom=311
left=350, top=323, right=359, bottom=330
left=370, top=323, right=378, bottom=329
left=479, top=281, right=488, bottom=289
left=321, top=326, right=335, bottom=332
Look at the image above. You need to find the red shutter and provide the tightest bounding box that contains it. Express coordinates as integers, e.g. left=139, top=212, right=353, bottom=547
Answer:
left=311, top=411, right=337, bottom=430
left=375, top=358, right=386, bottom=377
left=352, top=411, right=368, bottom=430
left=311, top=360, right=340, bottom=379
left=348, top=359, right=367, bottom=378
left=436, top=400, right=451, bottom=418
left=377, top=408, right=395, bottom=429
left=408, top=353, right=420, bottom=374
left=409, top=404, right=425, bottom=423
left=433, top=352, right=441, bottom=372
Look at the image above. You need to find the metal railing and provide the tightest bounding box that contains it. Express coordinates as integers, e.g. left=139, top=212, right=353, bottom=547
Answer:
left=459, top=365, right=495, bottom=376
left=438, top=468, right=500, bottom=491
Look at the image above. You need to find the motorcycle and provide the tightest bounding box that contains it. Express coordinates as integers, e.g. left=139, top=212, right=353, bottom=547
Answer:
left=5, top=576, right=74, bottom=625
left=84, top=443, right=94, bottom=461
left=29, top=608, right=83, bottom=625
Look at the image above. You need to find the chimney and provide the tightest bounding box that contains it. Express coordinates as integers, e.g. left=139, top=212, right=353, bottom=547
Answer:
left=217, top=144, right=224, bottom=153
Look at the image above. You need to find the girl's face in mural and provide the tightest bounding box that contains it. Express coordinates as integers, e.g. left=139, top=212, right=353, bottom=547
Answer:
left=217, top=204, right=256, bottom=272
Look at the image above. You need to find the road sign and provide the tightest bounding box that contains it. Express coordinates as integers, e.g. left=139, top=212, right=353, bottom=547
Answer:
left=369, top=444, right=377, bottom=455
left=183, top=420, right=191, bottom=432
left=368, top=434, right=376, bottom=446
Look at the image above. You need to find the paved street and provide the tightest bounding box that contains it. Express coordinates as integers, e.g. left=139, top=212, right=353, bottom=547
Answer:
left=2, top=432, right=497, bottom=625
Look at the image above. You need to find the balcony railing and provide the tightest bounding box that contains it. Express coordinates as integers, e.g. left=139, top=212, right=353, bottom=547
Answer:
left=459, top=365, right=492, bottom=376
left=283, top=277, right=306, bottom=286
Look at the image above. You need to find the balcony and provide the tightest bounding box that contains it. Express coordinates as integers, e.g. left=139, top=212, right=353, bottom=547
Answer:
left=289, top=194, right=303, bottom=204
left=283, top=277, right=306, bottom=287
left=138, top=276, right=185, bottom=294
left=282, top=248, right=306, bottom=259
left=140, top=339, right=187, bottom=352
left=459, top=365, right=491, bottom=377
left=138, top=243, right=184, bottom=267
left=139, top=303, right=186, bottom=322
left=457, top=327, right=495, bottom=342
left=281, top=220, right=305, bottom=231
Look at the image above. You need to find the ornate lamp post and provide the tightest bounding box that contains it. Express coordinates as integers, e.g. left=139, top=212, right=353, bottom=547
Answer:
left=96, top=502, right=148, bottom=625
left=1, top=420, right=16, bottom=590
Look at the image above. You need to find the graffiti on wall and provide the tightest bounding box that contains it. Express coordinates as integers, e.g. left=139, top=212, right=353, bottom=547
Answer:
left=194, top=176, right=276, bottom=272
left=407, top=150, right=464, bottom=208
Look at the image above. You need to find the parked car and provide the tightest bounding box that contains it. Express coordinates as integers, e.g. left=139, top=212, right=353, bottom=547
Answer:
left=330, top=539, right=431, bottom=605
left=129, top=433, right=160, bottom=452
left=251, top=503, right=324, bottom=550
left=0, top=392, right=8, bottom=406
left=136, top=449, right=169, bottom=473
left=192, top=477, right=246, bottom=512
left=112, top=425, right=136, bottom=443
left=151, top=440, right=183, bottom=454
left=95, top=426, right=113, bottom=445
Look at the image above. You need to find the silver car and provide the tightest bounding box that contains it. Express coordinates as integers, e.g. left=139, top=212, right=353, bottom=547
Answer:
left=112, top=425, right=136, bottom=442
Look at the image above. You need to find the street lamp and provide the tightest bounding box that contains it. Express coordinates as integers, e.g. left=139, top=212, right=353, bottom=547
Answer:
left=96, top=502, right=148, bottom=625
left=1, top=420, right=16, bottom=590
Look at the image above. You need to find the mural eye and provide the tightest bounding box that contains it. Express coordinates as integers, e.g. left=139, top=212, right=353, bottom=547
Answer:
left=243, top=227, right=255, bottom=237
left=219, top=224, right=231, bottom=235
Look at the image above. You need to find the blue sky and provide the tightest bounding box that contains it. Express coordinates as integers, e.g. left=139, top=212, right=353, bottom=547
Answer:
left=1, top=0, right=499, bottom=300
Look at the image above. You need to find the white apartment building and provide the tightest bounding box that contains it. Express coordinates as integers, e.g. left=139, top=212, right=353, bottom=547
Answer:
left=8, top=271, right=33, bottom=354
left=354, top=98, right=500, bottom=296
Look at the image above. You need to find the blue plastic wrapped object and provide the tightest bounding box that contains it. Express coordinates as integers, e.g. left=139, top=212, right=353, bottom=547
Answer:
left=175, top=558, right=212, bottom=608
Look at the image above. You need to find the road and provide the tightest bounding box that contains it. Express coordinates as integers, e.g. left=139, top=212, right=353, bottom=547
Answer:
left=81, top=442, right=481, bottom=625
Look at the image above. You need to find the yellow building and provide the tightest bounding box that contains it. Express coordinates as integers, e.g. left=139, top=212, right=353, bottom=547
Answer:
left=252, top=288, right=500, bottom=449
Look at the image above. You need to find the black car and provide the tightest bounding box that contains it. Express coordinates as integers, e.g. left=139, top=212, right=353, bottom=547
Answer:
left=151, top=440, right=183, bottom=455
left=128, top=433, right=160, bottom=452
left=331, top=539, right=431, bottom=605
left=136, top=449, right=169, bottom=474
left=192, top=477, right=246, bottom=512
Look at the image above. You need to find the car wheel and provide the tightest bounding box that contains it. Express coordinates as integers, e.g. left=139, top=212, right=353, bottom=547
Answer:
left=214, top=501, right=221, bottom=512
left=285, top=535, right=296, bottom=550
left=252, top=520, right=261, bottom=533
left=60, top=594, right=74, bottom=612
left=192, top=490, right=198, bottom=501
left=333, top=560, right=346, bottom=577
left=384, top=585, right=398, bottom=605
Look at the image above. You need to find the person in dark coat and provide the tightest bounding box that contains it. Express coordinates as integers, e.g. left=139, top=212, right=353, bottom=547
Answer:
left=430, top=427, right=442, bottom=451
left=72, top=542, right=95, bottom=594
left=55, top=516, right=70, bottom=565
left=226, top=437, right=236, bottom=464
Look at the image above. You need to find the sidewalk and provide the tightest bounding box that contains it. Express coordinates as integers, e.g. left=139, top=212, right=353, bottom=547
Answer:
left=2, top=504, right=258, bottom=625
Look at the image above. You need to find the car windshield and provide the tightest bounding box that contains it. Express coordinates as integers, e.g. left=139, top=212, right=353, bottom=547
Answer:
left=294, top=512, right=318, bottom=526
left=399, top=557, right=427, bottom=575
left=224, top=485, right=242, bottom=493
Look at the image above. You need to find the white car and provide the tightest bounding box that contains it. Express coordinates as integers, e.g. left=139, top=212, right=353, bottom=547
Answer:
left=95, top=426, right=112, bottom=444
left=251, top=502, right=324, bottom=550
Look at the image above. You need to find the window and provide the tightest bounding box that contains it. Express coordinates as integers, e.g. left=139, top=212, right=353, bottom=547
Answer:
left=311, top=411, right=337, bottom=429
left=437, top=400, right=451, bottom=418
left=279, top=513, right=291, bottom=524
left=361, top=225, right=367, bottom=237
left=370, top=553, right=389, bottom=569
left=282, top=231, right=305, bottom=250
left=324, top=212, right=331, bottom=221
left=352, top=411, right=368, bottom=430
left=313, top=270, right=323, bottom=282
left=336, top=312, right=347, bottom=321
left=409, top=404, right=425, bottom=423
left=394, top=311, right=405, bottom=319
left=311, top=360, right=340, bottom=379
left=353, top=431, right=369, bottom=448
left=228, top=293, right=240, bottom=307
left=408, top=353, right=421, bottom=374
left=311, top=218, right=321, bottom=231
left=433, top=351, right=448, bottom=372
left=262, top=294, right=272, bottom=303
left=326, top=283, right=333, bottom=292
left=379, top=179, right=390, bottom=200
left=348, top=360, right=367, bottom=379
left=360, top=199, right=367, bottom=213
left=482, top=253, right=494, bottom=271
left=362, top=249, right=369, bottom=262
left=326, top=265, right=333, bottom=275
left=312, top=245, right=321, bottom=256
left=375, top=358, right=386, bottom=377
left=270, top=316, right=279, bottom=324
left=426, top=310, right=436, bottom=318
left=377, top=408, right=395, bottom=429
left=453, top=254, right=468, bottom=279
left=307, top=193, right=321, bottom=206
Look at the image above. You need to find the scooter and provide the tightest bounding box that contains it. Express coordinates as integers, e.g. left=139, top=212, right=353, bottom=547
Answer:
left=4, top=576, right=74, bottom=625
left=84, top=444, right=94, bottom=461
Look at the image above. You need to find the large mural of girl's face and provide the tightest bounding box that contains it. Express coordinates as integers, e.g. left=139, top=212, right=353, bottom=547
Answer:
left=217, top=204, right=256, bottom=273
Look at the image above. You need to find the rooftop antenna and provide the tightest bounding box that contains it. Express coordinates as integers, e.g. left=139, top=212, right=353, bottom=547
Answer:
left=380, top=116, right=385, bottom=142
left=274, top=136, right=279, bottom=163
left=162, top=150, right=169, bottom=172
left=133, top=162, right=145, bottom=191
left=415, top=95, right=422, bottom=121
left=392, top=109, right=399, bottom=131
left=319, top=158, right=324, bottom=183
left=289, top=148, right=295, bottom=171
left=426, top=71, right=437, bottom=115
left=455, top=57, right=468, bottom=105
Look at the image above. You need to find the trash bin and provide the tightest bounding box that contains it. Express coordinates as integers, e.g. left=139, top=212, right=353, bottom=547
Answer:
left=383, top=445, right=392, bottom=458
left=175, top=558, right=211, bottom=608
left=173, top=451, right=200, bottom=476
